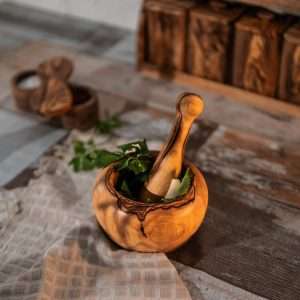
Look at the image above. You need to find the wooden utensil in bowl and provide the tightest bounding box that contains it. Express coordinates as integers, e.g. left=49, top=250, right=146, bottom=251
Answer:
left=93, top=158, right=208, bottom=253
left=93, top=93, right=208, bottom=252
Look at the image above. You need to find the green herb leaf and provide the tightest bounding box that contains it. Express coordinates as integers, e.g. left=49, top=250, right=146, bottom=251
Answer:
left=69, top=155, right=94, bottom=172
left=175, top=168, right=193, bottom=197
left=95, top=115, right=122, bottom=134
left=94, top=150, right=123, bottom=168
left=69, top=157, right=81, bottom=172
left=129, top=158, right=152, bottom=174
left=69, top=138, right=152, bottom=174
left=73, top=140, right=86, bottom=155
left=119, top=179, right=133, bottom=198
left=118, top=139, right=149, bottom=155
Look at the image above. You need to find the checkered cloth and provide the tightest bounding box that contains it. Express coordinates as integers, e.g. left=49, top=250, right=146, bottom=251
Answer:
left=0, top=139, right=191, bottom=299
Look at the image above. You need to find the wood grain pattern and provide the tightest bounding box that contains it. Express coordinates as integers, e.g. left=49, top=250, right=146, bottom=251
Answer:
left=140, top=63, right=300, bottom=118
left=145, top=0, right=192, bottom=75
left=187, top=2, right=243, bottom=82
left=169, top=126, right=300, bottom=300
left=144, top=93, right=204, bottom=197
left=93, top=160, right=208, bottom=253
left=232, top=11, right=288, bottom=97
left=40, top=78, right=73, bottom=117
left=170, top=172, right=300, bottom=300
left=2, top=17, right=300, bottom=298
left=173, top=261, right=267, bottom=300
left=279, top=22, right=300, bottom=104
left=61, top=84, right=99, bottom=130
left=83, top=59, right=300, bottom=147
left=196, top=126, right=300, bottom=208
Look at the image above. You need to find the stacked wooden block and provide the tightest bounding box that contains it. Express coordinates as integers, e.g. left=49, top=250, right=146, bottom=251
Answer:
left=138, top=0, right=300, bottom=105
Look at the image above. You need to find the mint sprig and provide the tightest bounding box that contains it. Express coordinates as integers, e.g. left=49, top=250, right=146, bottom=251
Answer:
left=69, top=139, right=193, bottom=203
left=69, top=139, right=152, bottom=174
left=95, top=115, right=122, bottom=134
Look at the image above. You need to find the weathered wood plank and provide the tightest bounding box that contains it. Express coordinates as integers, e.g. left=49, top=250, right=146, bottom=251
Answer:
left=104, top=33, right=136, bottom=64
left=83, top=59, right=300, bottom=148
left=170, top=174, right=300, bottom=300
left=79, top=23, right=130, bottom=56
left=0, top=2, right=98, bottom=42
left=173, top=261, right=267, bottom=300
left=140, top=64, right=300, bottom=118
left=0, top=64, right=16, bottom=101
left=196, top=126, right=300, bottom=208
left=169, top=126, right=300, bottom=300
left=0, top=2, right=130, bottom=56
left=0, top=41, right=109, bottom=82
left=7, top=42, right=300, bottom=151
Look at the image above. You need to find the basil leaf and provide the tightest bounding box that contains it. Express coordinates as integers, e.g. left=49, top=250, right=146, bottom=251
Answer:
left=175, top=168, right=193, bottom=197
left=118, top=139, right=149, bottom=155
left=69, top=139, right=152, bottom=182
left=127, top=158, right=146, bottom=174
left=80, top=155, right=95, bottom=171
left=95, top=150, right=123, bottom=168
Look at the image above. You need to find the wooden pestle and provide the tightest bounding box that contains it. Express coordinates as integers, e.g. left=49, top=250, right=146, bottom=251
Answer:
left=143, top=93, right=204, bottom=197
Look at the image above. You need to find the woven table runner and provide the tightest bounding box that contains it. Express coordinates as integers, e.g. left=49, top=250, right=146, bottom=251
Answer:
left=0, top=126, right=192, bottom=300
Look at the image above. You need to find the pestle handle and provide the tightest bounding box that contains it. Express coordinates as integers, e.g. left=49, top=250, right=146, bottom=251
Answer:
left=144, top=93, right=204, bottom=197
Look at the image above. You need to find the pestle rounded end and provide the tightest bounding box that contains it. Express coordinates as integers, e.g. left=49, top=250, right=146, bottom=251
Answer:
left=178, top=93, right=204, bottom=119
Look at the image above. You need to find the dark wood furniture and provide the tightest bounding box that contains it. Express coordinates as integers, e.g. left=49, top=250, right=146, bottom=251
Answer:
left=139, top=0, right=194, bottom=76
left=232, top=10, right=287, bottom=97
left=279, top=22, right=300, bottom=104
left=138, top=0, right=300, bottom=113
left=187, top=1, right=243, bottom=83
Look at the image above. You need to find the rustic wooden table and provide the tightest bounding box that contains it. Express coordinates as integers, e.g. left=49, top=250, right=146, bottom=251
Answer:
left=0, top=3, right=299, bottom=300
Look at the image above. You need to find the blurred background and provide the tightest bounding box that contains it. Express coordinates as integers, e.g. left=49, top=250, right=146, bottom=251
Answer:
left=0, top=1, right=300, bottom=300
left=0, top=0, right=140, bottom=29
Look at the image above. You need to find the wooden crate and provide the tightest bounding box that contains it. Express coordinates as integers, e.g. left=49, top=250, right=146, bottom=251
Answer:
left=138, top=0, right=194, bottom=75
left=187, top=1, right=244, bottom=83
left=232, top=10, right=288, bottom=97
left=137, top=0, right=300, bottom=114
left=279, top=22, right=300, bottom=104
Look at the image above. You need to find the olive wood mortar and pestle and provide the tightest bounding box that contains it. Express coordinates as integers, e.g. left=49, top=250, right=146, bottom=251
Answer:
left=93, top=93, right=208, bottom=253
left=11, top=56, right=98, bottom=131
left=39, top=78, right=99, bottom=130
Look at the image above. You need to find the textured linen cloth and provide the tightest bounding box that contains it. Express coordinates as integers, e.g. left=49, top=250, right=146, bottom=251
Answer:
left=0, top=129, right=192, bottom=300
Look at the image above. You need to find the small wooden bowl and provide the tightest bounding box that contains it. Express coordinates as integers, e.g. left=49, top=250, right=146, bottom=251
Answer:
left=93, top=159, right=208, bottom=253
left=61, top=84, right=99, bottom=130
left=11, top=70, right=46, bottom=112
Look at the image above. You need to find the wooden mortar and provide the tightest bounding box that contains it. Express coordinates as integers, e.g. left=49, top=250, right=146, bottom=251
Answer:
left=11, top=70, right=46, bottom=112
left=61, top=84, right=99, bottom=130
left=93, top=156, right=208, bottom=253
